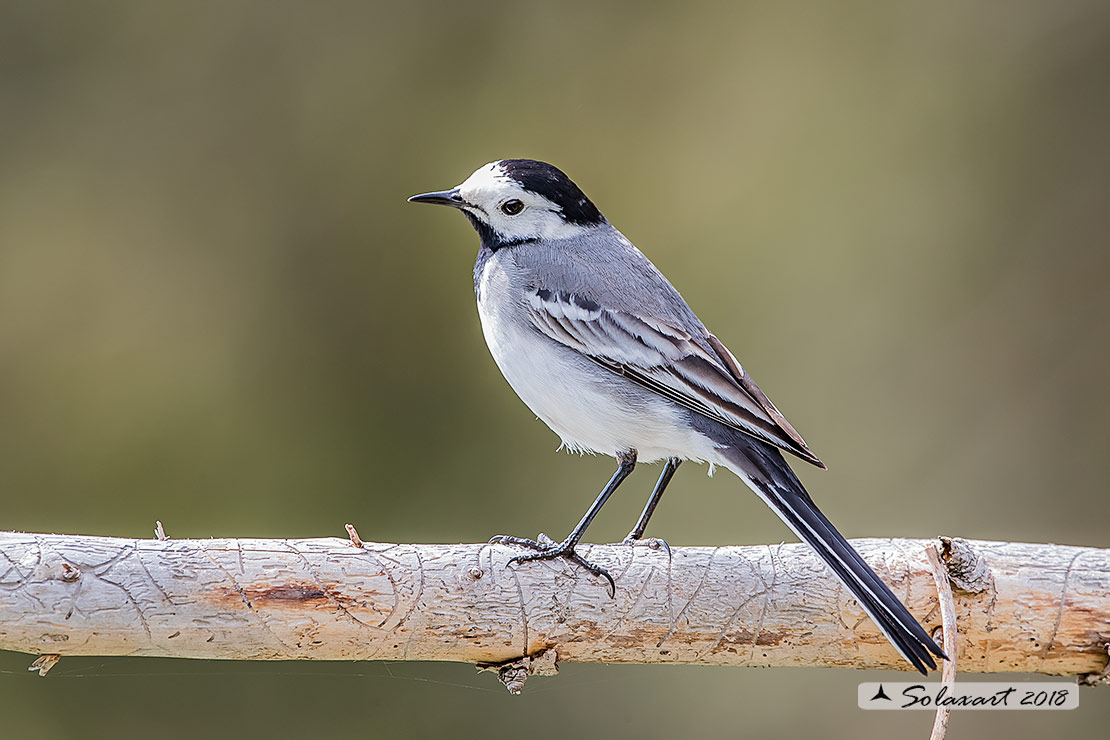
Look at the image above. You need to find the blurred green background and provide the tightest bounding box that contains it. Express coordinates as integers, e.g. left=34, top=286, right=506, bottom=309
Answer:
left=2, top=1, right=1108, bottom=737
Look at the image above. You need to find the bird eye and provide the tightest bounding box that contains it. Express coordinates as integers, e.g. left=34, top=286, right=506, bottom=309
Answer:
left=500, top=199, right=524, bottom=216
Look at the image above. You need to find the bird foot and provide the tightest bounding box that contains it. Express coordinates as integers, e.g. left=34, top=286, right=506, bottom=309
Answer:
left=617, top=535, right=672, bottom=557
left=489, top=534, right=616, bottom=597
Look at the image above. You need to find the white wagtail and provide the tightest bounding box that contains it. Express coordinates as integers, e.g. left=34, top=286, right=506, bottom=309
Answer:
left=409, top=159, right=946, bottom=673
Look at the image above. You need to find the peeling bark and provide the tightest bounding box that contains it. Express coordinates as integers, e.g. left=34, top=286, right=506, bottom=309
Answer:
left=0, top=532, right=1107, bottom=677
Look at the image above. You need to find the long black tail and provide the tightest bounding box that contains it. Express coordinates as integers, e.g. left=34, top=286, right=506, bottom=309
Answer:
left=719, top=437, right=947, bottom=674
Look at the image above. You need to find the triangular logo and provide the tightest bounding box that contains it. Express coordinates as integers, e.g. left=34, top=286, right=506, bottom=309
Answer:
left=870, top=684, right=892, bottom=701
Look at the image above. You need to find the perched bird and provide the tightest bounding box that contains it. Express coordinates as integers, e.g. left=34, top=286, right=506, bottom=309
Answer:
left=409, top=159, right=946, bottom=673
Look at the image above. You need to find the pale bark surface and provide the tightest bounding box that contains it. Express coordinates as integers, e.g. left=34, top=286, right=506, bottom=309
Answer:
left=1, top=531, right=1107, bottom=677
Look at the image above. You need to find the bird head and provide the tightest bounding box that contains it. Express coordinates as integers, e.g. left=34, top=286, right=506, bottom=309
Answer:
left=409, top=159, right=605, bottom=249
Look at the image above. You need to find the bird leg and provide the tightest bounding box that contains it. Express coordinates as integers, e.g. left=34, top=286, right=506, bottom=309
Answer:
left=490, top=449, right=637, bottom=597
left=621, top=457, right=681, bottom=548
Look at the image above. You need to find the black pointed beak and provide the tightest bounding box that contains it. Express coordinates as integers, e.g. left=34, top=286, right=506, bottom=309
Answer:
left=408, top=188, right=467, bottom=208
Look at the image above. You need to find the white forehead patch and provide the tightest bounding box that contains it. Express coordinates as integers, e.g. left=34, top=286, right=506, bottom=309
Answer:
left=457, top=161, right=513, bottom=197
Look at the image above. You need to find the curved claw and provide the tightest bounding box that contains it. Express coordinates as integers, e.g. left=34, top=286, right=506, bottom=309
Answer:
left=567, top=550, right=616, bottom=597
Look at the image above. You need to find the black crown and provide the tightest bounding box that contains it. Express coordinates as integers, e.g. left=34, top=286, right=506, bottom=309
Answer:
left=498, top=159, right=604, bottom=226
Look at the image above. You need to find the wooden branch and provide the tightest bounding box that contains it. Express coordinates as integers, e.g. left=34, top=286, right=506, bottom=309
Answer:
left=1, top=531, right=1107, bottom=683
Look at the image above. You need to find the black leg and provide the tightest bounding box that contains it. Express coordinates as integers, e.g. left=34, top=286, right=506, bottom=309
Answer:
left=490, top=449, right=637, bottom=596
left=623, top=457, right=681, bottom=543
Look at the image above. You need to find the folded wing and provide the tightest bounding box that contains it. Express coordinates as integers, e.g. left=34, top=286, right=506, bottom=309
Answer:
left=525, top=287, right=825, bottom=468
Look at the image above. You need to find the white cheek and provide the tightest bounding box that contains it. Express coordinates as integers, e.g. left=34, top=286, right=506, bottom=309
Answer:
left=498, top=208, right=588, bottom=241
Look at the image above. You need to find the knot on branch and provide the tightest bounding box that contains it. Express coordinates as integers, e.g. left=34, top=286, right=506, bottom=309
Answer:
left=938, top=536, right=992, bottom=593
left=478, top=649, right=559, bottom=694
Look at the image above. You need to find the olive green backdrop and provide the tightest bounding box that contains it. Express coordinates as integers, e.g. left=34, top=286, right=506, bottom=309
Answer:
left=1, top=1, right=1107, bottom=738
